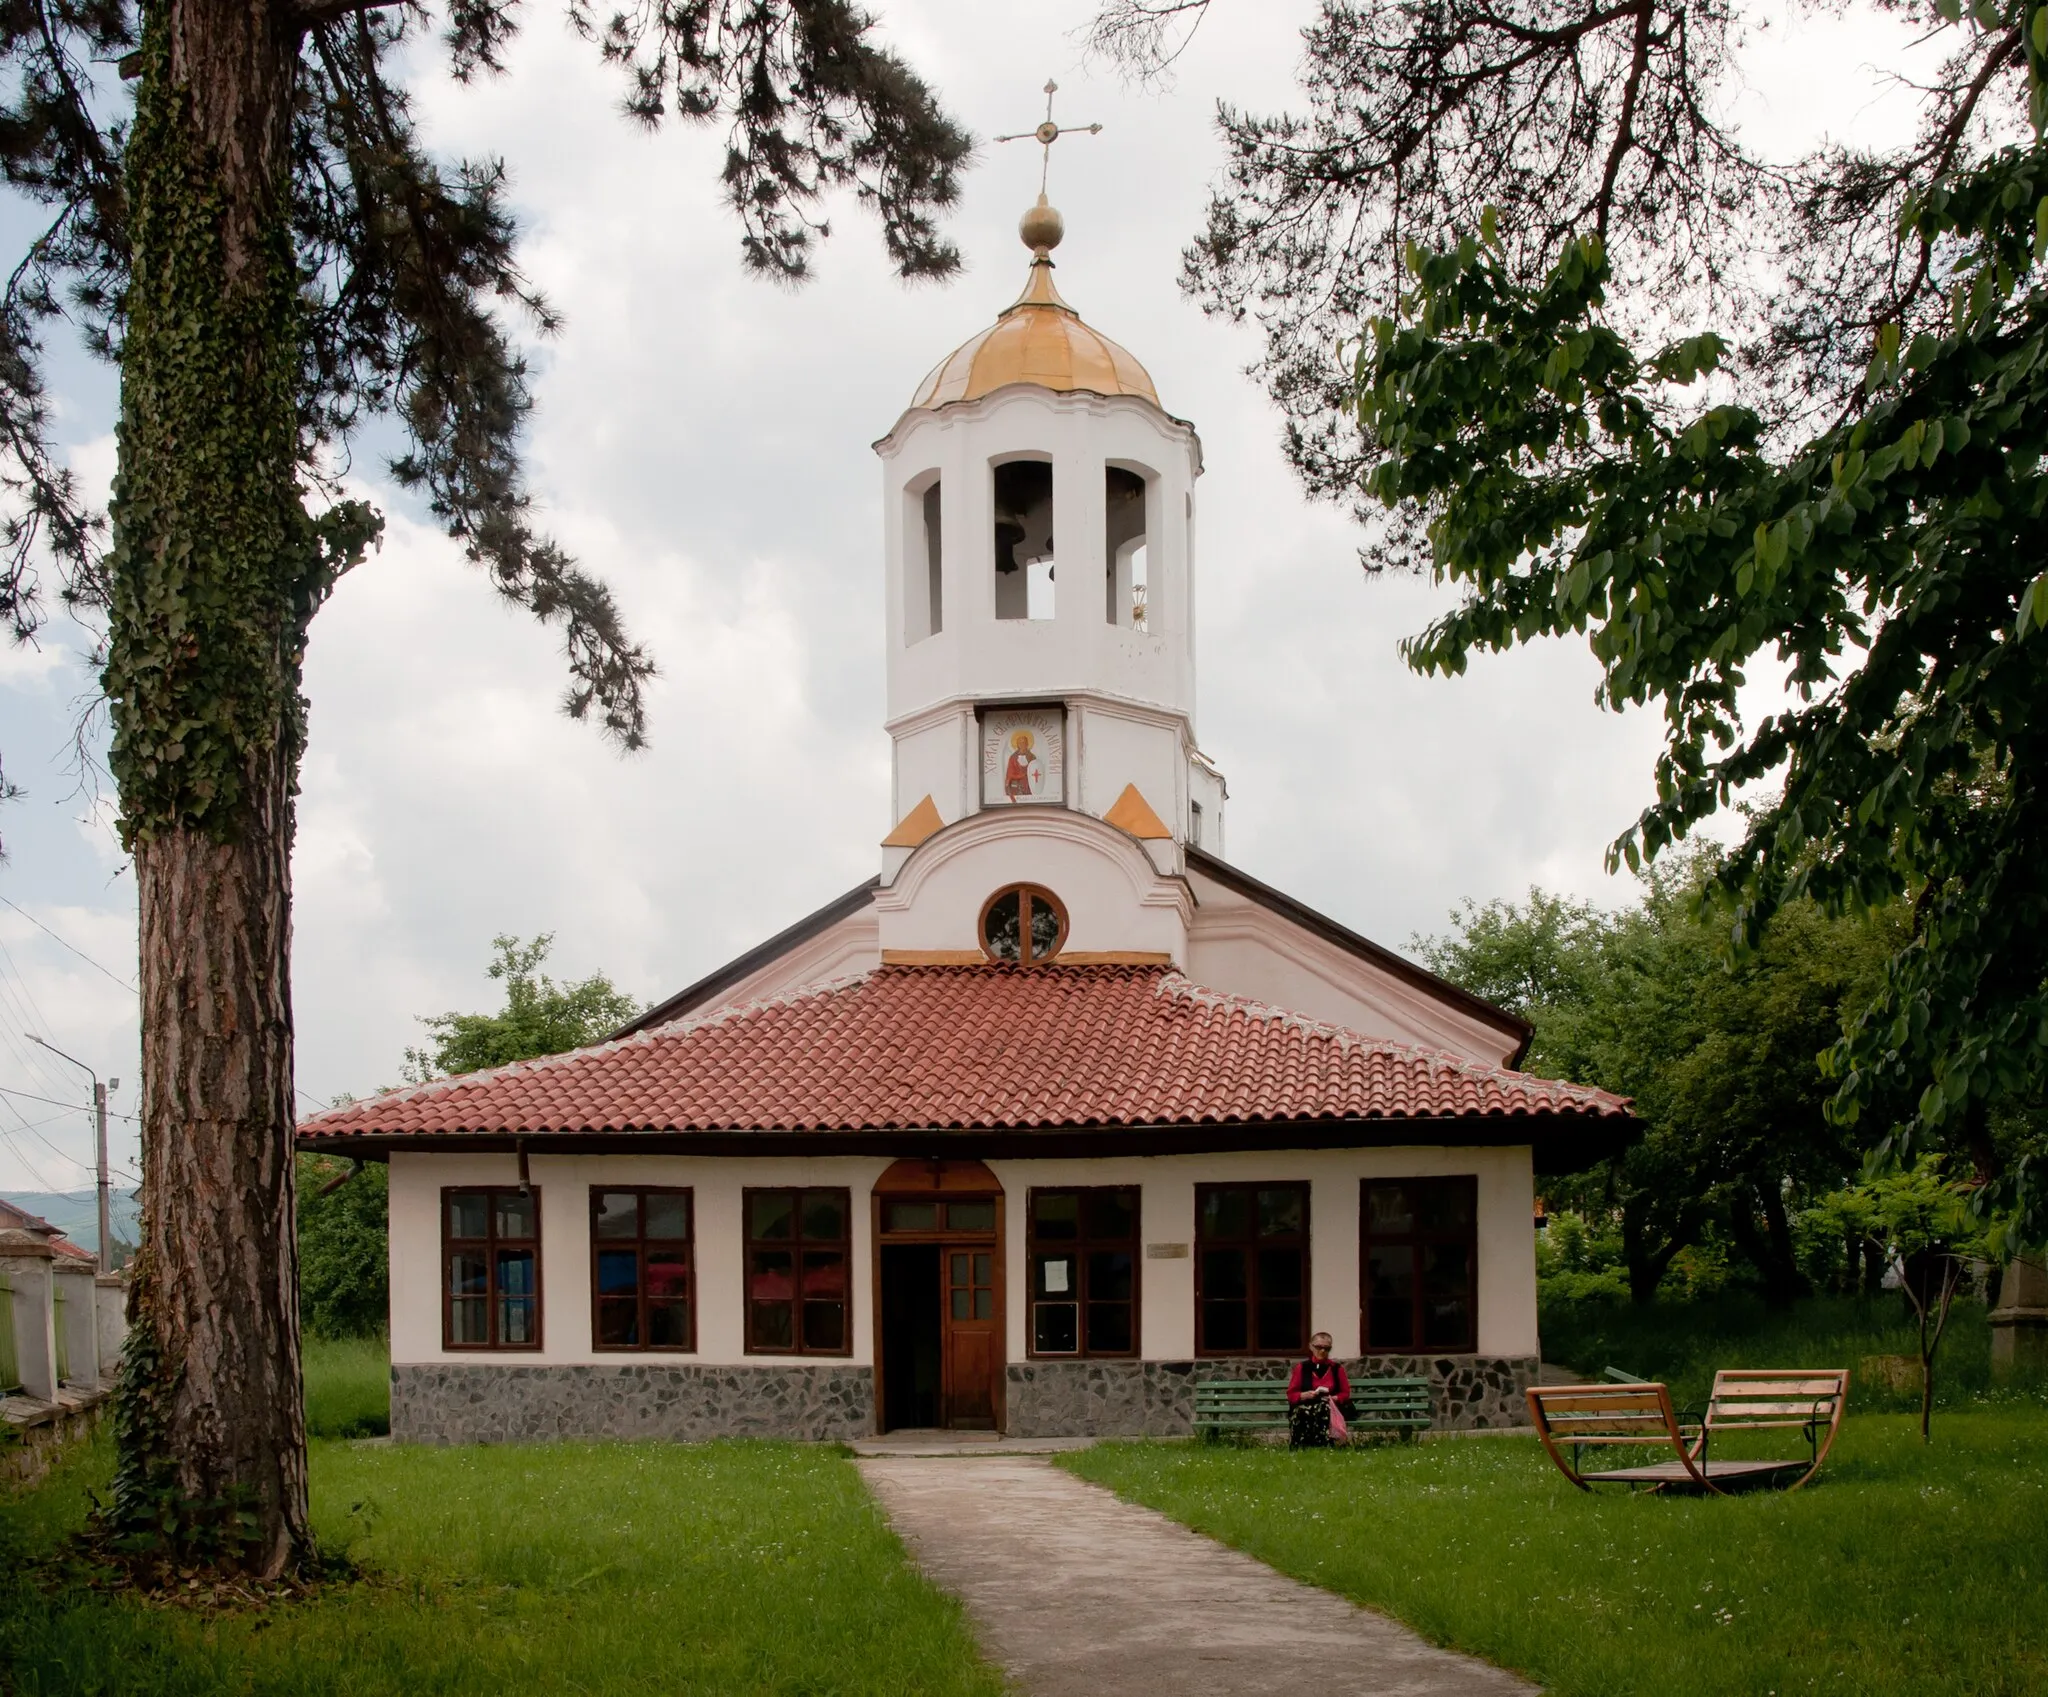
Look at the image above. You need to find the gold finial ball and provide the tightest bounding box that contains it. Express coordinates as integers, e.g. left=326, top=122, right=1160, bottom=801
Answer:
left=1020, top=195, right=1064, bottom=255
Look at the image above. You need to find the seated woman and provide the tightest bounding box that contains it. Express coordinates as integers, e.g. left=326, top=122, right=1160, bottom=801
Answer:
left=1287, top=1332, right=1352, bottom=1449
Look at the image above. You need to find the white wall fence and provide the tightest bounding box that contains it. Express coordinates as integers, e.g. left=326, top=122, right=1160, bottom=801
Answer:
left=0, top=1227, right=127, bottom=1407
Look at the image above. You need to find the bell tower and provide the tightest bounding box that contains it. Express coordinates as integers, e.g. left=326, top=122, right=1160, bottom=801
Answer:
left=873, top=173, right=1226, bottom=882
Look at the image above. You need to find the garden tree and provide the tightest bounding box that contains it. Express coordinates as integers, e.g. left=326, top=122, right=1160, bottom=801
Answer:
left=0, top=0, right=969, bottom=1576
left=1111, top=0, right=2048, bottom=1233
left=402, top=933, right=640, bottom=1080
left=1418, top=859, right=1901, bottom=1302
left=1807, top=1159, right=1993, bottom=1438
left=297, top=936, right=638, bottom=1335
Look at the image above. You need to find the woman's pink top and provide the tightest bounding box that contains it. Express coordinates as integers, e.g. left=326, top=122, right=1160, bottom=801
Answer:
left=1286, top=1358, right=1351, bottom=1404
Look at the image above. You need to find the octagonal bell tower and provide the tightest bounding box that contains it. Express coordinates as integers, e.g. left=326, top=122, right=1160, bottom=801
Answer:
left=874, top=196, right=1226, bottom=882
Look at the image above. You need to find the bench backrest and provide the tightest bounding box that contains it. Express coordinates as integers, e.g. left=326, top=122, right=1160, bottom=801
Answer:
left=1526, top=1381, right=1683, bottom=1447
left=1704, top=1369, right=1849, bottom=1435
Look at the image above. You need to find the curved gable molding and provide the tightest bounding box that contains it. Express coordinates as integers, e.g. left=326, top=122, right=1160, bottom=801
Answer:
left=876, top=806, right=1189, bottom=916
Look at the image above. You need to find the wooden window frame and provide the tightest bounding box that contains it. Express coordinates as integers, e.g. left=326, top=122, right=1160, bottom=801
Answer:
left=442, top=1186, right=543, bottom=1352
left=743, top=1186, right=854, bottom=1358
left=1025, top=1186, right=1141, bottom=1359
left=978, top=883, right=1068, bottom=965
left=1194, top=1182, right=1310, bottom=1358
left=1360, top=1176, right=1480, bottom=1355
left=589, top=1186, right=696, bottom=1354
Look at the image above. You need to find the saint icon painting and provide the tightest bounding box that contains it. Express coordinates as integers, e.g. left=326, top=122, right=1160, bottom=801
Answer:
left=981, top=709, right=1063, bottom=806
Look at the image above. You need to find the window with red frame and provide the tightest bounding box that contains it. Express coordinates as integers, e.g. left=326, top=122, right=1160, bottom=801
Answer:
left=745, top=1188, right=851, bottom=1354
left=590, top=1188, right=694, bottom=1351
left=443, top=1188, right=540, bottom=1350
left=1361, top=1178, right=1478, bottom=1352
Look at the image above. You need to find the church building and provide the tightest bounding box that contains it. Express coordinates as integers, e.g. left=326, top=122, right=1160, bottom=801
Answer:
left=297, top=191, right=1631, bottom=1444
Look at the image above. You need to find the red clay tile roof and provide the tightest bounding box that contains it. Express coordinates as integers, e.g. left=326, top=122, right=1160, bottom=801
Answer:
left=299, top=964, right=1627, bottom=1139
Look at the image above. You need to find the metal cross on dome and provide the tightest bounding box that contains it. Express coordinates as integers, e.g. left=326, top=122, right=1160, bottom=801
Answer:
left=994, top=80, right=1103, bottom=195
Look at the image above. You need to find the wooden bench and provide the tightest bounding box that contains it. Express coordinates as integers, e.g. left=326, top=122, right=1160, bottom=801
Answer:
left=1527, top=1369, right=1849, bottom=1493
left=1192, top=1376, right=1434, bottom=1441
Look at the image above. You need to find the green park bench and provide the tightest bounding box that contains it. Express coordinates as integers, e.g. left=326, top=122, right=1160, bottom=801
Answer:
left=1192, top=1375, right=1434, bottom=1440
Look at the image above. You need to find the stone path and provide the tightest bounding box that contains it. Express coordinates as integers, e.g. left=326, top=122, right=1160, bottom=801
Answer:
left=858, top=1455, right=1536, bottom=1696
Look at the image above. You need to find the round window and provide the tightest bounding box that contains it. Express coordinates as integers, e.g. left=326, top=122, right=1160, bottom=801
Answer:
left=980, top=884, right=1067, bottom=964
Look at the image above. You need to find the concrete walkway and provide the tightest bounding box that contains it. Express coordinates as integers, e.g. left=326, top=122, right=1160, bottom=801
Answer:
left=858, top=1455, right=1535, bottom=1696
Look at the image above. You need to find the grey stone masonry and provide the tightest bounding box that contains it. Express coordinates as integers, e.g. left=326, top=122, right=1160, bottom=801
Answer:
left=391, top=1361, right=874, bottom=1445
left=1006, top=1355, right=1539, bottom=1438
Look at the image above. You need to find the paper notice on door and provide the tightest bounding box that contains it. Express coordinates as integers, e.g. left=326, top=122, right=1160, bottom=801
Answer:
left=1044, top=1258, right=1071, bottom=1292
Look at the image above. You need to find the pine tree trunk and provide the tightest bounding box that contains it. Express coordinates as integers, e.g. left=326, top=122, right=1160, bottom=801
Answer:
left=132, top=754, right=307, bottom=1573
left=104, top=0, right=316, bottom=1577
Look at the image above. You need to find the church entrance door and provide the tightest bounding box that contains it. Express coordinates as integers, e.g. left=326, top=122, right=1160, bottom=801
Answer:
left=873, top=1161, right=1006, bottom=1434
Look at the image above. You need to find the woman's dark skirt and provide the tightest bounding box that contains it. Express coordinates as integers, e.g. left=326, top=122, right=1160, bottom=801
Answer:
left=1289, top=1398, right=1333, bottom=1449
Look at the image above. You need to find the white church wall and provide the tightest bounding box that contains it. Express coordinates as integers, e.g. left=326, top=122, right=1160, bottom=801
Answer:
left=889, top=709, right=971, bottom=830
left=389, top=1150, right=892, bottom=1368
left=1073, top=700, right=1183, bottom=827
left=988, top=1144, right=1538, bottom=1364
left=1185, top=868, right=1523, bottom=1066
left=873, top=807, right=1191, bottom=957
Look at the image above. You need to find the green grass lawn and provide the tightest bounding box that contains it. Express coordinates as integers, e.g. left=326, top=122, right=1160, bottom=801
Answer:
left=0, top=1438, right=1001, bottom=1696
left=1064, top=1409, right=2048, bottom=1696
left=303, top=1334, right=390, bottom=1439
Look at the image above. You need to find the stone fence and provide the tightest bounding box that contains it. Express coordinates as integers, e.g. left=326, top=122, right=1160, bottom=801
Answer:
left=1, top=1227, right=128, bottom=1484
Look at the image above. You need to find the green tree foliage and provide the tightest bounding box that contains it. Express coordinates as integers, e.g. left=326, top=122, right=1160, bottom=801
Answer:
left=1806, top=1159, right=1994, bottom=1437
left=1417, top=857, right=1900, bottom=1301
left=295, top=1155, right=389, bottom=1340
left=403, top=934, right=641, bottom=1081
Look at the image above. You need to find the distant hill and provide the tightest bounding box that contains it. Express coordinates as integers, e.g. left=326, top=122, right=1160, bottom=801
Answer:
left=1, top=1188, right=141, bottom=1257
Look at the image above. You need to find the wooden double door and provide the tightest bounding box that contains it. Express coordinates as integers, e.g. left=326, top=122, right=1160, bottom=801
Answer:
left=874, top=1162, right=1004, bottom=1432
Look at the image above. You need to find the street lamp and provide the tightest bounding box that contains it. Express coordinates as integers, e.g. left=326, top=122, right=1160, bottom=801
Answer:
left=25, top=1033, right=116, bottom=1269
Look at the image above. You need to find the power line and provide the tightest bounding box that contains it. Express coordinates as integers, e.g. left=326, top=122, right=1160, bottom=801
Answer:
left=0, top=1084, right=139, bottom=1121
left=0, top=895, right=137, bottom=995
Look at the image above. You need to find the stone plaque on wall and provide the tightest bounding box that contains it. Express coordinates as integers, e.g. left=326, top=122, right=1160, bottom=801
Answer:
left=981, top=707, right=1064, bottom=806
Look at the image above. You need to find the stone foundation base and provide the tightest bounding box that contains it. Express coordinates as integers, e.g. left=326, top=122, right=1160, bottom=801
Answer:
left=391, top=1362, right=874, bottom=1444
left=1006, top=1355, right=1538, bottom=1438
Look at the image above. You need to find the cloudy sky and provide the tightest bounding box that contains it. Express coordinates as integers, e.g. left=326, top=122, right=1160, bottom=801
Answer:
left=0, top=0, right=1943, bottom=1192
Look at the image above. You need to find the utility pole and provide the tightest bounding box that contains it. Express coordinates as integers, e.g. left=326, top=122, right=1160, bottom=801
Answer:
left=26, top=1034, right=118, bottom=1268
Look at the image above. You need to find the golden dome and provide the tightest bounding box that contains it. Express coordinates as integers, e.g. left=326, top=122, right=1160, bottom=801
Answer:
left=909, top=197, right=1159, bottom=411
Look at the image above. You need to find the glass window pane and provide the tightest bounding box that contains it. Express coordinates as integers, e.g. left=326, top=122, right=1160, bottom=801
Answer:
left=952, top=1287, right=972, bottom=1320
left=596, top=1248, right=640, bottom=1296
left=1200, top=1188, right=1252, bottom=1242
left=1086, top=1302, right=1133, bottom=1353
left=648, top=1300, right=691, bottom=1348
left=884, top=1201, right=938, bottom=1233
left=1417, top=1180, right=1474, bottom=1234
left=449, top=1251, right=489, bottom=1297
left=1255, top=1299, right=1303, bottom=1352
left=499, top=1295, right=537, bottom=1345
left=802, top=1252, right=846, bottom=1299
left=496, top=1192, right=535, bottom=1239
left=983, top=890, right=1023, bottom=960
left=1202, top=1300, right=1248, bottom=1352
left=1088, top=1250, right=1134, bottom=1302
left=1201, top=1248, right=1247, bottom=1301
left=1370, top=1243, right=1416, bottom=1296
left=1034, top=1254, right=1076, bottom=1299
left=751, top=1301, right=795, bottom=1349
left=450, top=1296, right=488, bottom=1343
left=750, top=1249, right=794, bottom=1304
left=1033, top=1192, right=1080, bottom=1239
left=973, top=1252, right=992, bottom=1286
left=645, top=1253, right=689, bottom=1300
left=644, top=1193, right=690, bottom=1240
left=1027, top=893, right=1063, bottom=961
left=1370, top=1295, right=1416, bottom=1350
left=1423, top=1297, right=1472, bottom=1350
left=801, top=1192, right=846, bottom=1243
left=974, top=1288, right=993, bottom=1319
left=1367, top=1183, right=1414, bottom=1235
left=594, top=1191, right=639, bottom=1238
left=496, top=1249, right=536, bottom=1298
left=803, top=1301, right=845, bottom=1351
left=1034, top=1302, right=1079, bottom=1353
left=950, top=1252, right=969, bottom=1286
left=1257, top=1187, right=1303, bottom=1238
left=750, top=1191, right=795, bottom=1240
left=448, top=1193, right=488, bottom=1239
left=1083, top=1189, right=1136, bottom=1242
left=946, top=1200, right=996, bottom=1233
left=1423, top=1242, right=1473, bottom=1297
left=1256, top=1246, right=1303, bottom=1301
left=597, top=1297, right=639, bottom=1346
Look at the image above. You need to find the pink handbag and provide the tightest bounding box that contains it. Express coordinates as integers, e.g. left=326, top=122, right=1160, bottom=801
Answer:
left=1329, top=1402, right=1349, bottom=1444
